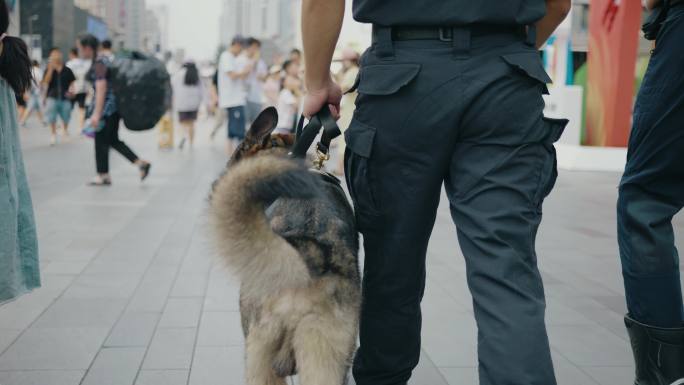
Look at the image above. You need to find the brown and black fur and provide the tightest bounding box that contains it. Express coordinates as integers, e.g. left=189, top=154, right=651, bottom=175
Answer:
left=209, top=107, right=360, bottom=385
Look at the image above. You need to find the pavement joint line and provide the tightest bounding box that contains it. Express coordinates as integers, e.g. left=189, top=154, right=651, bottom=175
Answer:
left=130, top=178, right=207, bottom=385
left=77, top=188, right=187, bottom=385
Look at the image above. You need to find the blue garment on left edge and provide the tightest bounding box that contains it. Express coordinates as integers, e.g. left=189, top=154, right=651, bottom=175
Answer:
left=0, top=78, right=40, bottom=303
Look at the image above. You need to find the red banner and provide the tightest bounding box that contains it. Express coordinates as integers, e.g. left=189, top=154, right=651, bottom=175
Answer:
left=585, top=0, right=642, bottom=147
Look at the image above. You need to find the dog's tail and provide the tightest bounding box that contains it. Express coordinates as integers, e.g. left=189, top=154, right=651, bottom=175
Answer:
left=209, top=155, right=319, bottom=277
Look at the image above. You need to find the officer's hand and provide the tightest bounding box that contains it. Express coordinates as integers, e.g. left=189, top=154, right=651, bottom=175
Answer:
left=303, top=77, right=342, bottom=120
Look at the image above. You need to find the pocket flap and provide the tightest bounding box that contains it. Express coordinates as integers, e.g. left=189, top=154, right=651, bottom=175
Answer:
left=542, top=117, right=569, bottom=144
left=358, top=64, right=421, bottom=96
left=502, top=52, right=553, bottom=85
left=345, top=119, right=376, bottom=158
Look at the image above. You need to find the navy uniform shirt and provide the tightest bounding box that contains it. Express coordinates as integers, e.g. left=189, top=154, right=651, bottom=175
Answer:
left=353, top=0, right=547, bottom=26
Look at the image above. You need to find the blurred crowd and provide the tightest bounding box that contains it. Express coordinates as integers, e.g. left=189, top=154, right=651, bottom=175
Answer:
left=167, top=35, right=361, bottom=173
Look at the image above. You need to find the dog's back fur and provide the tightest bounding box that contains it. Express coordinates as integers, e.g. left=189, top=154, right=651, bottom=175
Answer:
left=209, top=108, right=360, bottom=385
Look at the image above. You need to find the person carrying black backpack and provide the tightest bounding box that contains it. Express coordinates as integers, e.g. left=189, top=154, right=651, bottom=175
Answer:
left=78, top=34, right=151, bottom=186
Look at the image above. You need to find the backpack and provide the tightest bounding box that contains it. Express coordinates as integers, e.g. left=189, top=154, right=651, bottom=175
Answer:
left=110, top=52, right=172, bottom=131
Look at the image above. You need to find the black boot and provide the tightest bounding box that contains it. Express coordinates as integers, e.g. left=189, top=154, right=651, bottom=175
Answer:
left=625, top=315, right=684, bottom=385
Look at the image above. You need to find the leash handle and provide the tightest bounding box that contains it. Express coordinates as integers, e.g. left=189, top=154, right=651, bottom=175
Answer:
left=290, top=106, right=341, bottom=160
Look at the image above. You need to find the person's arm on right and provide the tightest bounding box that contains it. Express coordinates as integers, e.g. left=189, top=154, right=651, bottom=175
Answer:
left=301, top=0, right=345, bottom=118
left=536, top=0, right=572, bottom=48
left=646, top=0, right=662, bottom=9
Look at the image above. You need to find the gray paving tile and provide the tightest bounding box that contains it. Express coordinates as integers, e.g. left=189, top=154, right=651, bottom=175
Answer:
left=32, top=298, right=127, bottom=329
left=170, top=272, right=210, bottom=298
left=550, top=351, right=600, bottom=385
left=582, top=366, right=633, bottom=385
left=411, top=353, right=449, bottom=385
left=0, top=327, right=109, bottom=370
left=0, top=329, right=21, bottom=354
left=158, top=298, right=203, bottom=328
left=0, top=370, right=85, bottom=385
left=196, top=311, right=243, bottom=347
left=105, top=312, right=160, bottom=348
left=202, top=272, right=240, bottom=312
left=421, top=303, right=477, bottom=368
left=188, top=346, right=244, bottom=385
left=62, top=273, right=143, bottom=299
left=127, top=267, right=178, bottom=312
left=438, top=367, right=478, bottom=385
left=142, top=328, right=196, bottom=370
left=81, top=347, right=146, bottom=385
left=0, top=275, right=74, bottom=329
left=134, top=370, right=188, bottom=385
left=547, top=325, right=633, bottom=366
left=41, top=260, right=90, bottom=275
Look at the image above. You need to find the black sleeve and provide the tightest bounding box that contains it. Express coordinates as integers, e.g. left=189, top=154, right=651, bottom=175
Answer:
left=66, top=67, right=76, bottom=85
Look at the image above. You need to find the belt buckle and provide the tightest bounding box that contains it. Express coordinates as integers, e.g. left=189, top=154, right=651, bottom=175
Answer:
left=439, top=27, right=452, bottom=42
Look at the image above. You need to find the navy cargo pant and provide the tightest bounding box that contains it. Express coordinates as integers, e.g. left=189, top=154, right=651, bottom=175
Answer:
left=345, top=26, right=565, bottom=385
left=618, top=4, right=684, bottom=329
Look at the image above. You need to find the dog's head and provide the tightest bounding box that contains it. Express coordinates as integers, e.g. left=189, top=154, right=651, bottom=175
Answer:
left=228, top=107, right=295, bottom=166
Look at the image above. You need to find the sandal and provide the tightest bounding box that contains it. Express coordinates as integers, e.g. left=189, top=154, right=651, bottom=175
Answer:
left=140, top=163, right=151, bottom=181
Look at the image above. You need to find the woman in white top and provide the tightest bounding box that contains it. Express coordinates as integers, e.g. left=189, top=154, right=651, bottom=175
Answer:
left=172, top=61, right=204, bottom=149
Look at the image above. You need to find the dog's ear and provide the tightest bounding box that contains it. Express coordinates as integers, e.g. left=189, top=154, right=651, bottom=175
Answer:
left=246, top=107, right=278, bottom=144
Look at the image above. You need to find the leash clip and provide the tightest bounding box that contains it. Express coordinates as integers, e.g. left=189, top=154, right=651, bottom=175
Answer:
left=313, top=148, right=331, bottom=170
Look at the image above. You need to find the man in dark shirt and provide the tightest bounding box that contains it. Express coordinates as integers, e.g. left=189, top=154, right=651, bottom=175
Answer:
left=43, top=48, right=76, bottom=144
left=302, top=0, right=571, bottom=384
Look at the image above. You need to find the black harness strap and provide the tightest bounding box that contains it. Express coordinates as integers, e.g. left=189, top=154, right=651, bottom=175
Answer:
left=290, top=107, right=341, bottom=160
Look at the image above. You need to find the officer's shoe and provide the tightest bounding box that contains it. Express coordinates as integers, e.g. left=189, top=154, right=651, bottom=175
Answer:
left=625, top=315, right=684, bottom=385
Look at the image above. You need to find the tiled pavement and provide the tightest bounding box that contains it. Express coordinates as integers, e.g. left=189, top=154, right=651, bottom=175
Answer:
left=2, top=117, right=683, bottom=385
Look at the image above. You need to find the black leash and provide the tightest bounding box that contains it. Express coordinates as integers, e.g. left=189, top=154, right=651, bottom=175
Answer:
left=289, top=107, right=341, bottom=169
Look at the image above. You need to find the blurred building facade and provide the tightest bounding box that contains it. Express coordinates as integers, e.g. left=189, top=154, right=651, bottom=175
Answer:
left=219, top=0, right=300, bottom=62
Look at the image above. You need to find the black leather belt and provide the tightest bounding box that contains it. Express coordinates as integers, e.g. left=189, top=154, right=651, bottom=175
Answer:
left=389, top=25, right=524, bottom=41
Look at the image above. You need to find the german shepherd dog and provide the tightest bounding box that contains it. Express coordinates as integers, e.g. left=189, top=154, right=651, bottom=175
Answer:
left=209, top=107, right=361, bottom=385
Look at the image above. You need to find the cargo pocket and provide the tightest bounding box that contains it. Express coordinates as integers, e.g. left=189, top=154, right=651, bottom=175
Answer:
left=533, top=117, right=568, bottom=208
left=357, top=64, right=421, bottom=96
left=344, top=119, right=381, bottom=231
left=501, top=52, right=552, bottom=94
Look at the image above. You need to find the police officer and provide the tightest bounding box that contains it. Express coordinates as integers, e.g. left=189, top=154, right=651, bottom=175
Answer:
left=302, top=0, right=571, bottom=384
left=618, top=0, right=684, bottom=383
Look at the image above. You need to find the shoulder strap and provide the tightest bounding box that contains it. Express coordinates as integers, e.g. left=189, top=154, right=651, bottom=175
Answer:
left=290, top=107, right=341, bottom=160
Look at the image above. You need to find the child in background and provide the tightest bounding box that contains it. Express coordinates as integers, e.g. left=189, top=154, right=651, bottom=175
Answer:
left=263, top=65, right=282, bottom=108
left=274, top=60, right=302, bottom=134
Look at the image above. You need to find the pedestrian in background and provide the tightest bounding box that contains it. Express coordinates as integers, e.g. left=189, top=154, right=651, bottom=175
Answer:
left=79, top=34, right=151, bottom=186
left=245, top=37, right=267, bottom=125
left=618, top=0, right=684, bottom=383
left=101, top=39, right=114, bottom=61
left=263, top=65, right=282, bottom=108
left=217, top=36, right=253, bottom=154
left=302, top=0, right=571, bottom=383
left=66, top=47, right=91, bottom=131
left=0, top=0, right=40, bottom=303
left=43, top=48, right=75, bottom=144
left=172, top=61, right=204, bottom=149
left=20, top=60, right=44, bottom=126
left=334, top=47, right=360, bottom=175
left=274, top=60, right=301, bottom=134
